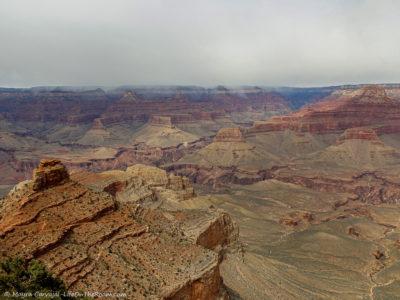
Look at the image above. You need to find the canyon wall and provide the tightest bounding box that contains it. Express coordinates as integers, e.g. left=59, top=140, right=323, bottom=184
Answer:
left=248, top=86, right=400, bottom=135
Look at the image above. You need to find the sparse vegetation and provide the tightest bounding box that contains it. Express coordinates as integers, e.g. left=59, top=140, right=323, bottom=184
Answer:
left=0, top=257, right=90, bottom=299
left=0, top=257, right=68, bottom=298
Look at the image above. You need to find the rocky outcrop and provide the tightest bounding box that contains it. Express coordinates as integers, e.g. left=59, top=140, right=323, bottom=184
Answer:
left=32, top=159, right=69, bottom=191
left=72, top=164, right=195, bottom=204
left=0, top=161, right=233, bottom=299
left=214, top=128, right=245, bottom=142
left=149, top=115, right=174, bottom=128
left=192, top=210, right=239, bottom=254
left=164, top=266, right=226, bottom=300
left=71, top=165, right=239, bottom=260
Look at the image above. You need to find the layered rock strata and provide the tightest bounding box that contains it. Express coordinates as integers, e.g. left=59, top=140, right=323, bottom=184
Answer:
left=0, top=160, right=237, bottom=299
left=249, top=85, right=400, bottom=135
left=337, top=127, right=382, bottom=144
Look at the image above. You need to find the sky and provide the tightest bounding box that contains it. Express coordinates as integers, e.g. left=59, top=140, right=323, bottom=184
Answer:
left=0, top=0, right=400, bottom=88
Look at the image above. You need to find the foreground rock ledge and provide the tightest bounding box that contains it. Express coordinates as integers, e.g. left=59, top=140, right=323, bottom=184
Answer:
left=0, top=159, right=236, bottom=299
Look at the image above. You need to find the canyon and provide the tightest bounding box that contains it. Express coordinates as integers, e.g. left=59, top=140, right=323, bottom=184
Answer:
left=1, top=84, right=400, bottom=299
left=0, top=85, right=291, bottom=194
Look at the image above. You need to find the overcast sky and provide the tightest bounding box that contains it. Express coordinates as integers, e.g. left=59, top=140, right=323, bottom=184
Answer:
left=0, top=0, right=400, bottom=87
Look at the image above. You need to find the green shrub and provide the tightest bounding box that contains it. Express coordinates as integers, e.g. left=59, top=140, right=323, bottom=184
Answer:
left=0, top=257, right=73, bottom=299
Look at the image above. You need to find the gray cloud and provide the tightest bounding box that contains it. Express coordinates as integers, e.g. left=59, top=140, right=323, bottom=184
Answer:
left=1, top=0, right=400, bottom=87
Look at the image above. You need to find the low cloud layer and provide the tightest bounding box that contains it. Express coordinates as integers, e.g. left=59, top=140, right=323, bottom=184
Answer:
left=1, top=0, right=400, bottom=87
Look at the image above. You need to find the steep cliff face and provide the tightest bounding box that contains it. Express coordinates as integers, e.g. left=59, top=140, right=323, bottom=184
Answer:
left=178, top=209, right=239, bottom=254
left=248, top=85, right=400, bottom=135
left=0, top=160, right=236, bottom=299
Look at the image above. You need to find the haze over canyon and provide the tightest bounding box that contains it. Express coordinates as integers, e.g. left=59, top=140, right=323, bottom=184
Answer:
left=2, top=0, right=400, bottom=299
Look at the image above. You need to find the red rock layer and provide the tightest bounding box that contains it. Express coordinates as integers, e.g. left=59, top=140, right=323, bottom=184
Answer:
left=337, top=128, right=383, bottom=145
left=248, top=85, right=400, bottom=135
